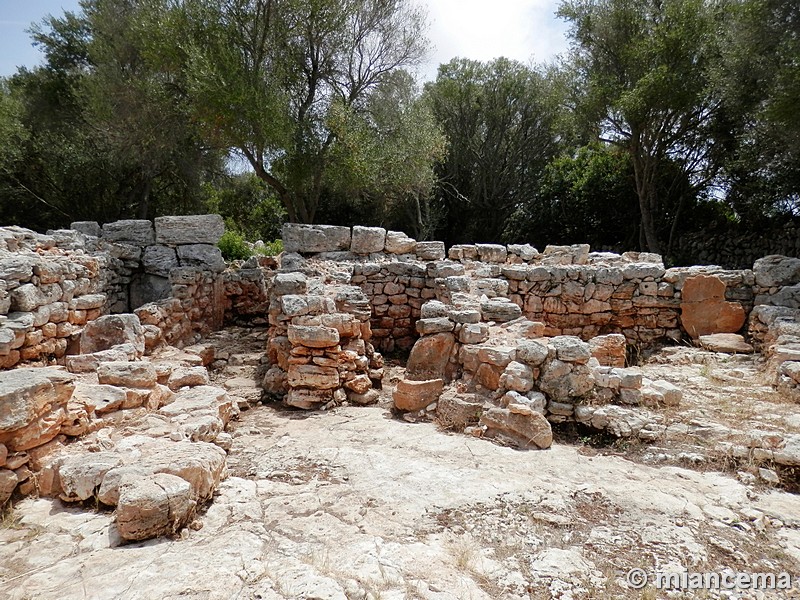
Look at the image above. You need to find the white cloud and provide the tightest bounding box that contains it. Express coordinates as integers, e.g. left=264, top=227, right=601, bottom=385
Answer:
left=419, top=0, right=570, bottom=81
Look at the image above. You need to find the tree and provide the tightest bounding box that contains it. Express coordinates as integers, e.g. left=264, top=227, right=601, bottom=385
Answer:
left=176, top=0, right=431, bottom=223
left=425, top=57, right=566, bottom=244
left=559, top=0, right=726, bottom=254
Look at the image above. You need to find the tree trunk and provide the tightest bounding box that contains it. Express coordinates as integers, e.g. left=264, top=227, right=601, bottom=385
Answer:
left=630, top=138, right=662, bottom=254
left=136, top=179, right=152, bottom=220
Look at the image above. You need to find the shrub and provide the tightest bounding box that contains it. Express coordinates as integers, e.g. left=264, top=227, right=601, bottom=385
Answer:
left=218, top=230, right=252, bottom=261
left=255, top=239, right=284, bottom=256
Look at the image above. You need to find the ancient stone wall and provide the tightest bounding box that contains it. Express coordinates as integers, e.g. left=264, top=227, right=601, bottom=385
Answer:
left=678, top=223, right=800, bottom=269
left=280, top=224, right=754, bottom=351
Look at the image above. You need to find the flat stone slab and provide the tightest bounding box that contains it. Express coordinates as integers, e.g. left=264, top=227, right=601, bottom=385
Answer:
left=698, top=333, right=754, bottom=354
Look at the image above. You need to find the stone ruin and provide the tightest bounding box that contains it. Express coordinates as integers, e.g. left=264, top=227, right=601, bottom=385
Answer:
left=1, top=218, right=799, bottom=541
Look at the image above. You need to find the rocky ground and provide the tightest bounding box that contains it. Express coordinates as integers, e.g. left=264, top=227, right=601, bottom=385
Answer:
left=1, top=329, right=799, bottom=600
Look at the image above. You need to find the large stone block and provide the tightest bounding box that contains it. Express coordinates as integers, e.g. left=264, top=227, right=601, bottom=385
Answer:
left=753, top=255, right=800, bottom=288
left=116, top=473, right=196, bottom=541
left=81, top=314, right=145, bottom=357
left=385, top=231, right=416, bottom=254
left=393, top=378, right=444, bottom=412
left=350, top=226, right=386, bottom=254
left=406, top=332, right=455, bottom=381
left=70, top=221, right=102, bottom=237
left=287, top=364, right=340, bottom=389
left=154, top=214, right=225, bottom=245
left=415, top=241, right=446, bottom=261
left=97, top=361, right=157, bottom=389
left=102, top=220, right=155, bottom=245
left=177, top=244, right=226, bottom=272
left=287, top=325, right=340, bottom=348
left=282, top=223, right=351, bottom=253
left=142, top=245, right=179, bottom=277
left=680, top=275, right=746, bottom=338
left=0, top=368, right=74, bottom=434
left=480, top=406, right=552, bottom=449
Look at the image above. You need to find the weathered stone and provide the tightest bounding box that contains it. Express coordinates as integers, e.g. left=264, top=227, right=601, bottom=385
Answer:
left=480, top=407, right=552, bottom=449
left=614, top=367, right=642, bottom=389
left=116, top=473, right=196, bottom=541
left=416, top=317, right=454, bottom=335
left=73, top=383, right=128, bottom=415
left=0, top=368, right=74, bottom=434
left=420, top=300, right=450, bottom=319
left=350, top=226, right=386, bottom=254
left=81, top=313, right=145, bottom=357
left=70, top=221, right=101, bottom=237
left=160, top=386, right=237, bottom=425
left=287, top=364, right=340, bottom=389
left=285, top=388, right=332, bottom=409
left=97, top=361, right=157, bottom=389
left=58, top=452, right=124, bottom=502
left=415, top=241, right=446, bottom=261
left=474, top=363, right=503, bottom=390
left=288, top=325, right=340, bottom=348
left=477, top=346, right=516, bottom=367
left=347, top=388, right=380, bottom=405
left=102, top=220, right=155, bottom=245
left=480, top=298, right=521, bottom=322
left=167, top=366, right=210, bottom=391
left=753, top=255, right=800, bottom=288
left=588, top=334, right=626, bottom=367
left=680, top=275, right=746, bottom=338
left=507, top=244, right=538, bottom=261
left=282, top=223, right=351, bottom=253
left=177, top=244, right=226, bottom=272
left=273, top=272, right=308, bottom=296
left=647, top=380, right=682, bottom=406
left=450, top=309, right=482, bottom=324
left=154, top=214, right=225, bottom=245
left=698, top=333, right=754, bottom=354
left=393, top=378, right=444, bottom=412
left=436, top=391, right=484, bottom=428
left=459, top=323, right=489, bottom=344
left=516, top=340, right=549, bottom=367
left=142, top=245, right=179, bottom=277
left=384, top=231, right=416, bottom=254
left=0, top=469, right=18, bottom=505
left=406, top=332, right=455, bottom=382
left=538, top=360, right=594, bottom=402
left=476, top=244, right=508, bottom=263
left=500, top=361, right=534, bottom=393
left=549, top=336, right=591, bottom=364
left=66, top=344, right=139, bottom=373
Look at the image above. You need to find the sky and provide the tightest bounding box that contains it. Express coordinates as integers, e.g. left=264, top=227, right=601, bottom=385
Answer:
left=0, top=0, right=570, bottom=80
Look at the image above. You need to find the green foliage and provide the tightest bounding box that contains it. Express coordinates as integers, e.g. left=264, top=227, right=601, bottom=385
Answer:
left=425, top=58, right=567, bottom=244
left=204, top=173, right=286, bottom=242
left=217, top=230, right=253, bottom=261
left=255, top=239, right=284, bottom=257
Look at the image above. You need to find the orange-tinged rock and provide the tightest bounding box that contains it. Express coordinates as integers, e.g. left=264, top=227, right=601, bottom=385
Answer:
left=393, top=378, right=444, bottom=412
left=680, top=275, right=746, bottom=338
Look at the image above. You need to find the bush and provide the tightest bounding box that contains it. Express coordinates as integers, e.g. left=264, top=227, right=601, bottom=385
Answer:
left=255, top=239, right=284, bottom=256
left=218, top=230, right=253, bottom=261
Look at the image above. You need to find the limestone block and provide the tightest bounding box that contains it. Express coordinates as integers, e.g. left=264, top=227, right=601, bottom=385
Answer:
left=287, top=364, right=340, bottom=389
left=142, top=245, right=179, bottom=277
left=415, top=241, right=446, bottom=261
left=500, top=361, right=534, bottom=393
left=480, top=298, right=522, bottom=322
left=0, top=368, right=74, bottom=434
left=0, top=469, right=18, bottom=505
left=154, top=214, right=225, bottom=245
left=58, top=452, right=124, bottom=502
left=80, top=313, right=145, bottom=357
left=97, top=361, right=157, bottom=389
left=167, top=366, right=210, bottom=391
left=416, top=317, right=454, bottom=335
left=393, top=378, right=444, bottom=412
left=753, top=255, right=800, bottom=288
left=476, top=243, right=508, bottom=263
left=350, top=226, right=386, bottom=254
left=102, top=220, right=155, bottom=245
left=282, top=223, right=351, bottom=253
left=477, top=346, right=516, bottom=367
left=0, top=255, right=36, bottom=282
left=698, top=333, right=753, bottom=354
left=73, top=383, right=128, bottom=415
left=70, top=221, right=102, bottom=237
left=507, top=244, right=538, bottom=261
left=66, top=344, right=139, bottom=373
left=177, top=244, right=226, bottom=272
left=480, top=407, right=552, bottom=449
left=288, top=325, right=340, bottom=348
left=538, top=360, right=594, bottom=401
left=116, top=473, right=196, bottom=541
left=680, top=275, right=746, bottom=338
left=160, top=385, right=237, bottom=425
left=549, top=336, right=591, bottom=364
left=448, top=244, right=478, bottom=261
left=459, top=323, right=489, bottom=344
left=273, top=272, right=308, bottom=296
left=588, top=334, right=626, bottom=367
left=427, top=261, right=465, bottom=278
left=384, top=231, right=416, bottom=254
left=406, top=332, right=455, bottom=381
left=516, top=340, right=549, bottom=366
